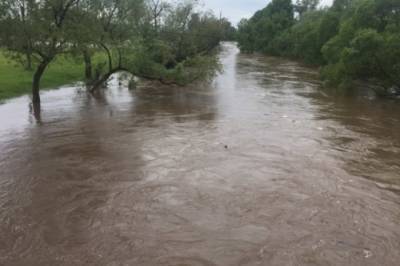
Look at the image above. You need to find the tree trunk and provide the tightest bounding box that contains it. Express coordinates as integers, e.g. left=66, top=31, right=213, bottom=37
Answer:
left=83, top=50, right=93, bottom=82
left=89, top=67, right=183, bottom=93
left=31, top=101, right=42, bottom=123
left=99, top=43, right=113, bottom=72
left=32, top=60, right=50, bottom=104
left=90, top=68, right=122, bottom=92
left=26, top=52, right=33, bottom=70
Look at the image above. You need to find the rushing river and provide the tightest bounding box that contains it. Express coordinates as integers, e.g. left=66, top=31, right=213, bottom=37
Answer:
left=0, top=42, right=400, bottom=266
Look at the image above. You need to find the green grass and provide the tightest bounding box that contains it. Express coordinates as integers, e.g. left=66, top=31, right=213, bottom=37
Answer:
left=0, top=52, right=85, bottom=101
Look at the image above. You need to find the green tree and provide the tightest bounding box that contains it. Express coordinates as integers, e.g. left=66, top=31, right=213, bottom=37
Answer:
left=0, top=0, right=81, bottom=104
left=321, top=0, right=400, bottom=91
left=237, top=0, right=294, bottom=53
left=238, top=0, right=400, bottom=94
left=84, top=0, right=224, bottom=90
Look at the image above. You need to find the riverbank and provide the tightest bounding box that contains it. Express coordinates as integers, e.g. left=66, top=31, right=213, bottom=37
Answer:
left=0, top=53, right=85, bottom=102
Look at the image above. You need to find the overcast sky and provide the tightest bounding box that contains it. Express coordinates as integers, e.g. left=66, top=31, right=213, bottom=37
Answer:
left=199, top=0, right=334, bottom=26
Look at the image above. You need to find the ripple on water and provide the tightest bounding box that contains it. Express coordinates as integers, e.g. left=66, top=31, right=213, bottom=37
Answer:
left=0, top=42, right=400, bottom=266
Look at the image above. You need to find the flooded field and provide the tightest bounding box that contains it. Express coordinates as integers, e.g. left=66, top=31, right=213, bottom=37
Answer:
left=0, top=42, right=399, bottom=265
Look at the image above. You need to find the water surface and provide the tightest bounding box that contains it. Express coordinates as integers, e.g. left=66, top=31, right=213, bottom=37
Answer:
left=1, top=42, right=400, bottom=266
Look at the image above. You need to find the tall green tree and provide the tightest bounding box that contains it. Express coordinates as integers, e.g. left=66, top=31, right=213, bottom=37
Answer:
left=237, top=0, right=400, bottom=94
left=321, top=0, right=400, bottom=90
left=237, top=0, right=294, bottom=53
left=0, top=0, right=81, bottom=104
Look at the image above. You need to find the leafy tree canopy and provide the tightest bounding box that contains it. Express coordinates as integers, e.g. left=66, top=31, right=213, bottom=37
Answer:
left=237, top=0, right=400, bottom=94
left=0, top=0, right=236, bottom=103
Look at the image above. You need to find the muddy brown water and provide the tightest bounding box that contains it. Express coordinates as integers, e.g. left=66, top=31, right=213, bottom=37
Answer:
left=1, top=42, right=400, bottom=266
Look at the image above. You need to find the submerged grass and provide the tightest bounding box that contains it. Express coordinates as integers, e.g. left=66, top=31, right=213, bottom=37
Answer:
left=0, top=52, right=85, bottom=102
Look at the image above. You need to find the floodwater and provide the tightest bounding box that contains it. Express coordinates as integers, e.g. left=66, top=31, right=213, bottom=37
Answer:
left=0, top=42, right=400, bottom=266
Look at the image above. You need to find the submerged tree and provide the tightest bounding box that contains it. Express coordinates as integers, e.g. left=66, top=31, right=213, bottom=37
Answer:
left=0, top=0, right=81, bottom=104
left=79, top=0, right=223, bottom=90
left=0, top=0, right=228, bottom=104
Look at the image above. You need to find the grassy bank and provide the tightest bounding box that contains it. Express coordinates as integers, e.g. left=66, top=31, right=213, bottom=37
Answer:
left=0, top=52, right=85, bottom=101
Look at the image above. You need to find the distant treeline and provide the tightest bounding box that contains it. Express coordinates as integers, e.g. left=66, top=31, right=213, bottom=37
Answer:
left=237, top=0, right=400, bottom=93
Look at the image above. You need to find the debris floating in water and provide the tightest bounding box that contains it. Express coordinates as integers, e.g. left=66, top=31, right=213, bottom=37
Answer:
left=363, top=249, right=373, bottom=258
